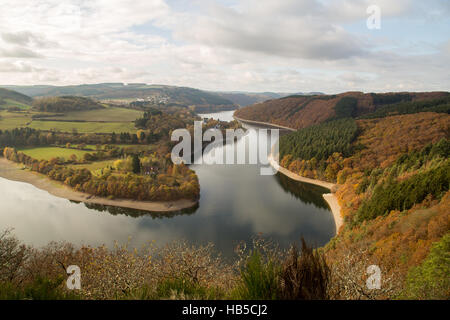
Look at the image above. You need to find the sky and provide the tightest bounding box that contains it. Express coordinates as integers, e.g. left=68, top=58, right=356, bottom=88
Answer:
left=0, top=0, right=448, bottom=93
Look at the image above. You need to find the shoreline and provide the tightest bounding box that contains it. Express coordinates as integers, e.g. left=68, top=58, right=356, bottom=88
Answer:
left=233, top=115, right=296, bottom=131
left=268, top=153, right=343, bottom=234
left=233, top=113, right=343, bottom=234
left=0, top=158, right=198, bottom=213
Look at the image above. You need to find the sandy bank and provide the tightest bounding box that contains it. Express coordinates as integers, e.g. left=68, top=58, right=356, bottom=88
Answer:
left=0, top=158, right=198, bottom=213
left=322, top=193, right=343, bottom=234
left=233, top=115, right=296, bottom=131
left=268, top=153, right=343, bottom=234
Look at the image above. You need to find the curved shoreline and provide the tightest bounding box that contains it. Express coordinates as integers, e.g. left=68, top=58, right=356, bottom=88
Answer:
left=233, top=115, right=296, bottom=131
left=0, top=158, right=198, bottom=213
left=268, top=153, right=343, bottom=234
left=234, top=113, right=343, bottom=234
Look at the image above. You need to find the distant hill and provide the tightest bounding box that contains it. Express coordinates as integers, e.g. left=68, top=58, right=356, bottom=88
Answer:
left=0, top=88, right=33, bottom=109
left=234, top=91, right=449, bottom=129
left=2, top=83, right=238, bottom=112
left=214, top=91, right=324, bottom=107
left=32, top=96, right=105, bottom=113
left=214, top=92, right=275, bottom=107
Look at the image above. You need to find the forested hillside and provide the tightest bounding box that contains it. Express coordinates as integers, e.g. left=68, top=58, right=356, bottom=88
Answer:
left=275, top=107, right=450, bottom=298
left=215, top=92, right=275, bottom=107
left=213, top=91, right=310, bottom=107
left=279, top=118, right=358, bottom=176
left=2, top=83, right=238, bottom=112
left=234, top=91, right=449, bottom=129
left=361, top=95, right=450, bottom=119
left=0, top=88, right=33, bottom=109
left=32, top=96, right=105, bottom=112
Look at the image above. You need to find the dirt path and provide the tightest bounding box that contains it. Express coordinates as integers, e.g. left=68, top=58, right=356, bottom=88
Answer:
left=0, top=158, right=198, bottom=212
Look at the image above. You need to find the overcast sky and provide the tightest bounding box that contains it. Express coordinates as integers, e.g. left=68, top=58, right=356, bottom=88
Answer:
left=0, top=0, right=448, bottom=93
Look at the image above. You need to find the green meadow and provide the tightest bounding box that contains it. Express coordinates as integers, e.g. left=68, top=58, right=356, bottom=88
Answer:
left=0, top=99, right=32, bottom=110
left=41, top=106, right=143, bottom=122
left=70, top=159, right=117, bottom=171
left=18, top=147, right=91, bottom=161
left=28, top=120, right=136, bottom=133
left=0, top=111, right=32, bottom=130
left=0, top=106, right=139, bottom=133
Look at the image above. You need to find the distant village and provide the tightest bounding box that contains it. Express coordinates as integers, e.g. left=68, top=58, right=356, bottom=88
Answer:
left=134, top=95, right=170, bottom=104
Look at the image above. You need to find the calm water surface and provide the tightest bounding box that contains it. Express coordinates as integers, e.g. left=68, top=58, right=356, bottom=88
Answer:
left=0, top=111, right=335, bottom=258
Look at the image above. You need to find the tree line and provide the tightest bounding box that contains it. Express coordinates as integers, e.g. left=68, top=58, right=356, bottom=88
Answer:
left=355, top=138, right=450, bottom=222
left=361, top=95, right=450, bottom=119
left=333, top=97, right=357, bottom=119
left=370, top=93, right=412, bottom=105
left=279, top=118, right=358, bottom=181
left=356, top=160, right=449, bottom=222
left=0, top=128, right=150, bottom=149
left=2, top=147, right=199, bottom=202
left=32, top=96, right=104, bottom=112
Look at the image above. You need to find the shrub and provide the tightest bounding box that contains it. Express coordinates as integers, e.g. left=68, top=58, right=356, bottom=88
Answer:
left=0, top=276, right=80, bottom=300
left=0, top=229, right=29, bottom=283
left=233, top=250, right=281, bottom=300
left=122, top=277, right=223, bottom=300
left=401, top=233, right=450, bottom=299
left=280, top=239, right=330, bottom=300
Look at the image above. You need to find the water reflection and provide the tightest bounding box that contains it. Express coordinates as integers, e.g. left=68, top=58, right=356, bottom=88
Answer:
left=274, top=173, right=330, bottom=210
left=80, top=202, right=199, bottom=219
left=0, top=111, right=335, bottom=259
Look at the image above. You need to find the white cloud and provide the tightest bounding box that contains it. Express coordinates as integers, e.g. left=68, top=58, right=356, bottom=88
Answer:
left=174, top=6, right=368, bottom=60
left=0, top=47, right=43, bottom=58
left=0, top=0, right=447, bottom=92
left=0, top=60, right=43, bottom=73
left=1, top=31, right=54, bottom=47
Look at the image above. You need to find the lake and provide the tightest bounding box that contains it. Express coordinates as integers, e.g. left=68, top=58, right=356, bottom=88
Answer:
left=0, top=110, right=335, bottom=259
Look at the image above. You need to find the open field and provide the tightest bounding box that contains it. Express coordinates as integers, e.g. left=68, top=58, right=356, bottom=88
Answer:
left=0, top=111, right=32, bottom=129
left=28, top=120, right=137, bottom=133
left=41, top=106, right=143, bottom=122
left=118, top=144, right=155, bottom=152
left=18, top=145, right=151, bottom=171
left=0, top=106, right=139, bottom=133
left=71, top=144, right=98, bottom=150
left=17, top=147, right=91, bottom=160
left=71, top=144, right=150, bottom=151
left=69, top=159, right=116, bottom=171
left=0, top=99, right=32, bottom=110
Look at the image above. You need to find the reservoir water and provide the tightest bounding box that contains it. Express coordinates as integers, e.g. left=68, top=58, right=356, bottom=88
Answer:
left=0, top=110, right=335, bottom=258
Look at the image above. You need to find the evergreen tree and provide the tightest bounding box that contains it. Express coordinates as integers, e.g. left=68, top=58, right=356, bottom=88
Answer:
left=132, top=154, right=141, bottom=174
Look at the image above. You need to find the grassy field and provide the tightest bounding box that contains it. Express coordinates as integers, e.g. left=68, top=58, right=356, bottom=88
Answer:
left=18, top=147, right=91, bottom=160
left=118, top=144, right=154, bottom=152
left=0, top=111, right=32, bottom=130
left=41, top=106, right=143, bottom=122
left=0, top=106, right=139, bottom=133
left=0, top=99, right=32, bottom=110
left=71, top=144, right=97, bottom=151
left=70, top=159, right=117, bottom=171
left=28, top=120, right=136, bottom=133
